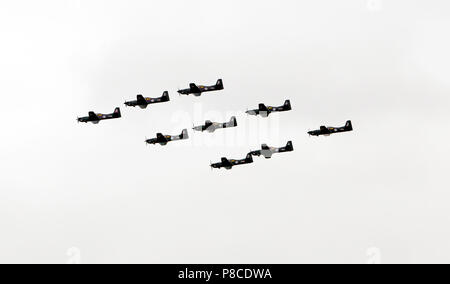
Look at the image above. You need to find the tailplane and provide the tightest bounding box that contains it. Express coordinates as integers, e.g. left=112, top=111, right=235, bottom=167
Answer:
left=216, top=79, right=224, bottom=89
left=286, top=141, right=294, bottom=151
left=230, top=116, right=237, bottom=127
left=162, top=91, right=170, bottom=101
left=345, top=120, right=353, bottom=131
left=284, top=100, right=292, bottom=111
left=113, top=108, right=121, bottom=118
left=181, top=129, right=189, bottom=139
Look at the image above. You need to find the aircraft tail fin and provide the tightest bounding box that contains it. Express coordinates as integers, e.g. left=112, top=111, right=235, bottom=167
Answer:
left=88, top=111, right=98, bottom=120
left=245, top=153, right=254, bottom=163
left=113, top=107, right=121, bottom=118
left=216, top=79, right=224, bottom=88
left=284, top=100, right=292, bottom=111
left=345, top=120, right=353, bottom=131
left=258, top=103, right=268, bottom=111
left=162, top=91, right=170, bottom=101
left=181, top=129, right=189, bottom=140
left=286, top=141, right=294, bottom=151
left=230, top=116, right=237, bottom=127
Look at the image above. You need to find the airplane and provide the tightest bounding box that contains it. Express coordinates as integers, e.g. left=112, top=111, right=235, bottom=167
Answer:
left=177, top=79, right=224, bottom=97
left=124, top=91, right=170, bottom=109
left=210, top=153, right=253, bottom=170
left=77, top=107, right=121, bottom=124
left=308, top=120, right=353, bottom=136
left=193, top=117, right=238, bottom=133
left=145, top=129, right=189, bottom=146
left=246, top=100, right=292, bottom=117
left=250, top=141, right=294, bottom=159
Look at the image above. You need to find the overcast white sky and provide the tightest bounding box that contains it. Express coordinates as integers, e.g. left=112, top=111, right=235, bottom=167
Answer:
left=0, top=0, right=450, bottom=264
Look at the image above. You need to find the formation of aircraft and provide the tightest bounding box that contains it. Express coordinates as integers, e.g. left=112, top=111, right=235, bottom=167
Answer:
left=77, top=77, right=354, bottom=170
left=193, top=117, right=238, bottom=133
left=145, top=129, right=189, bottom=146
left=211, top=153, right=254, bottom=170
left=246, top=100, right=292, bottom=117
left=77, top=108, right=121, bottom=124
left=124, top=91, right=170, bottom=109
left=308, top=120, right=353, bottom=137
left=250, top=141, right=294, bottom=159
left=178, top=79, right=224, bottom=97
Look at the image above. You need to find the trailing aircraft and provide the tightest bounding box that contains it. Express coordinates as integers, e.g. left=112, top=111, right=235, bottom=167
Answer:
left=124, top=91, right=170, bottom=109
left=210, top=153, right=253, bottom=170
left=308, top=120, right=353, bottom=136
left=177, top=79, right=224, bottom=97
left=145, top=129, right=189, bottom=146
left=77, top=108, right=121, bottom=124
left=246, top=100, right=291, bottom=117
left=250, top=141, right=294, bottom=159
left=193, top=117, right=238, bottom=133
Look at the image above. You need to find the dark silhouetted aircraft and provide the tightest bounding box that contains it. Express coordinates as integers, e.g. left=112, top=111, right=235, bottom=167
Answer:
left=77, top=108, right=121, bottom=124
left=145, top=129, right=189, bottom=146
left=308, top=120, right=353, bottom=136
left=246, top=100, right=292, bottom=117
left=210, top=153, right=253, bottom=170
left=193, top=117, right=237, bottom=133
left=178, top=79, right=224, bottom=96
left=124, top=91, right=170, bottom=109
left=250, top=141, right=294, bottom=159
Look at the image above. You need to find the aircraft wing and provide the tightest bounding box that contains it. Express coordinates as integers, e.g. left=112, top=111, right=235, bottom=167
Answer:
left=189, top=83, right=201, bottom=93
left=258, top=103, right=269, bottom=112
left=136, top=95, right=147, bottom=105
left=157, top=133, right=169, bottom=143
left=320, top=126, right=331, bottom=134
left=221, top=158, right=233, bottom=168
left=88, top=112, right=99, bottom=120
